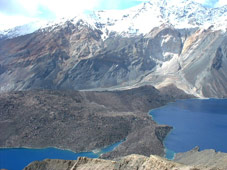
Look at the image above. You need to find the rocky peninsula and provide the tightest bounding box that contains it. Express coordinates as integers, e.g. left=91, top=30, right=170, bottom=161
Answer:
left=0, top=85, right=191, bottom=158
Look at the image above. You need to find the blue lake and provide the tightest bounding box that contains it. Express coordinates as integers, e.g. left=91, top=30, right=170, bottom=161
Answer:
left=150, top=99, right=227, bottom=159
left=0, top=141, right=122, bottom=170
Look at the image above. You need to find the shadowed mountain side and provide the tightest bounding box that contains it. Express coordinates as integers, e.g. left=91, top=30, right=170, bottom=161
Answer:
left=0, top=85, right=192, bottom=158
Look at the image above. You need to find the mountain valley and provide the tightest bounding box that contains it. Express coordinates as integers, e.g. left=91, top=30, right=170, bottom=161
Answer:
left=0, top=0, right=227, bottom=169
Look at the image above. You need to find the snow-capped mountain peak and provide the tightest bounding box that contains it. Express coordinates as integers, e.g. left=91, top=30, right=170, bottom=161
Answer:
left=0, top=0, right=226, bottom=40
left=87, top=0, right=226, bottom=37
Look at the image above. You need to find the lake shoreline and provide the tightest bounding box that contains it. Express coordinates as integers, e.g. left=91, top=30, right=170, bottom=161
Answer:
left=0, top=141, right=123, bottom=170
left=0, top=140, right=123, bottom=156
left=149, top=98, right=227, bottom=158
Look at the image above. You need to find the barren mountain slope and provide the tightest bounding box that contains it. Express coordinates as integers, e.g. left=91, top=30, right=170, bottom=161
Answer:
left=0, top=0, right=226, bottom=97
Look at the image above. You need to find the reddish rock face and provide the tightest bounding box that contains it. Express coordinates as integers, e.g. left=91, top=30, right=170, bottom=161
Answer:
left=0, top=19, right=227, bottom=98
left=0, top=21, right=104, bottom=91
left=0, top=19, right=157, bottom=92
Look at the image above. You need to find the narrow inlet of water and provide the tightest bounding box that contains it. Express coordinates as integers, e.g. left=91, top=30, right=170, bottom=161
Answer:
left=0, top=141, right=122, bottom=170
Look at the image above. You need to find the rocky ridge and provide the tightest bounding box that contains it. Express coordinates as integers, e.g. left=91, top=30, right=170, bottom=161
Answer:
left=24, top=152, right=227, bottom=170
left=24, top=155, right=192, bottom=170
left=174, top=147, right=227, bottom=170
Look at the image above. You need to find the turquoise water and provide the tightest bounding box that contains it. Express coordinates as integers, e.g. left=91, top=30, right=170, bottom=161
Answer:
left=150, top=99, right=227, bottom=159
left=0, top=141, right=122, bottom=170
left=165, top=148, right=175, bottom=160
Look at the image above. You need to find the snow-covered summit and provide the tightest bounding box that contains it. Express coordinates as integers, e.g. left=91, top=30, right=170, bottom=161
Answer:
left=0, top=0, right=226, bottom=39
left=89, top=0, right=227, bottom=37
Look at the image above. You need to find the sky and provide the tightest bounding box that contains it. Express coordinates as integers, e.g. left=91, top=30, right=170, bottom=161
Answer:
left=0, top=0, right=226, bottom=30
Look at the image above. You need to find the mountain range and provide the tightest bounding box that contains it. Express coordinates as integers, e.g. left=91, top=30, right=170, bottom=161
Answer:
left=0, top=0, right=227, bottom=98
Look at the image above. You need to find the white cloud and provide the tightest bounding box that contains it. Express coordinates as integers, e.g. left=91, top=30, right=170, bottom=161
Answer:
left=215, top=0, right=227, bottom=7
left=18, top=0, right=40, bottom=16
left=1, top=0, right=102, bottom=18
left=0, top=0, right=103, bottom=30
left=38, top=0, right=102, bottom=18
left=192, top=0, right=207, bottom=4
left=16, top=0, right=104, bottom=18
left=134, top=0, right=150, bottom=2
left=0, top=13, right=35, bottom=30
